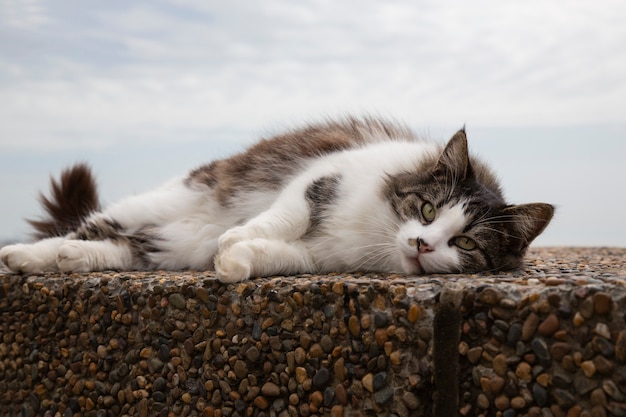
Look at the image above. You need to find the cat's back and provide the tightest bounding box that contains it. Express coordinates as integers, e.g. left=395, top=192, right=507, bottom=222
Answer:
left=188, top=117, right=421, bottom=205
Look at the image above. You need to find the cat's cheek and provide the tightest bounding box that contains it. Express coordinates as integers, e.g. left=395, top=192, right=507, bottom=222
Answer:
left=400, top=256, right=424, bottom=274
left=419, top=249, right=461, bottom=274
left=395, top=221, right=423, bottom=249
left=395, top=236, right=423, bottom=274
left=395, top=229, right=426, bottom=274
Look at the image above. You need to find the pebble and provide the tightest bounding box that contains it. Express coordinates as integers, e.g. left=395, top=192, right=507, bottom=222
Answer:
left=573, top=311, right=586, bottom=326
left=510, top=396, right=526, bottom=409
left=593, top=292, right=612, bottom=315
left=488, top=376, right=505, bottom=394
left=616, top=331, right=626, bottom=361
left=553, top=367, right=573, bottom=388
left=168, top=293, right=186, bottom=310
left=580, top=297, right=595, bottom=318
left=492, top=354, right=508, bottom=376
left=494, top=395, right=510, bottom=410
left=478, top=287, right=501, bottom=305
left=374, top=311, right=389, bottom=327
left=254, top=396, right=269, bottom=410
left=313, top=368, right=330, bottom=388
left=373, top=372, right=387, bottom=391
left=574, top=375, right=598, bottom=395
left=545, top=277, right=567, bottom=286
left=334, top=357, right=346, bottom=381
left=597, top=356, right=616, bottom=375
left=309, top=390, right=323, bottom=407
left=552, top=388, right=576, bottom=409
left=531, top=337, right=551, bottom=365
left=590, top=388, right=607, bottom=406
left=476, top=393, right=489, bottom=409
left=233, top=360, right=248, bottom=379
left=309, top=343, right=324, bottom=358
left=245, top=346, right=261, bottom=362
left=516, top=362, right=532, bottom=381
left=522, top=313, right=539, bottom=341
left=335, top=384, right=348, bottom=405
left=500, top=297, right=517, bottom=309
left=295, top=367, right=307, bottom=384
left=594, top=323, right=611, bottom=339
left=467, top=347, right=483, bottom=364
left=389, top=350, right=401, bottom=365
left=323, top=387, right=335, bottom=406
left=593, top=336, right=614, bottom=357
left=348, top=315, right=360, bottom=337
left=533, top=384, right=548, bottom=406
left=581, top=360, right=596, bottom=377
left=373, top=386, right=394, bottom=405
left=261, top=382, right=281, bottom=397
left=330, top=405, right=344, bottom=417
left=550, top=342, right=571, bottom=361
left=402, top=392, right=420, bottom=410
left=294, top=347, right=306, bottom=364
left=97, top=345, right=108, bottom=359
left=362, top=373, right=374, bottom=393
left=507, top=323, right=522, bottom=346
left=408, top=304, right=419, bottom=323
left=538, top=313, right=560, bottom=336
left=603, top=379, right=625, bottom=401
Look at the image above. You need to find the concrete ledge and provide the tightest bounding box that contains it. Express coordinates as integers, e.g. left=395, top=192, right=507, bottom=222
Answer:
left=0, top=247, right=625, bottom=417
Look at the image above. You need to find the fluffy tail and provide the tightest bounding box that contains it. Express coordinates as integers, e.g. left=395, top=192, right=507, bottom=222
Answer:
left=28, top=163, right=101, bottom=239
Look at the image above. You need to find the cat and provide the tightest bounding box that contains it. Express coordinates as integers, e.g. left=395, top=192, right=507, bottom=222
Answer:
left=0, top=117, right=554, bottom=282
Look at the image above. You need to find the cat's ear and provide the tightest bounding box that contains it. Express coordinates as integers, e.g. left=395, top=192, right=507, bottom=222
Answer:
left=435, top=128, right=473, bottom=180
left=502, top=203, right=555, bottom=247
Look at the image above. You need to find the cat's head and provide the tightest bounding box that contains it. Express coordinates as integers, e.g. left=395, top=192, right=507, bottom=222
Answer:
left=385, top=129, right=554, bottom=274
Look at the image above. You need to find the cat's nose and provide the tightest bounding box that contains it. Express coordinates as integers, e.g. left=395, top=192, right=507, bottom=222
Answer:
left=409, top=238, right=434, bottom=253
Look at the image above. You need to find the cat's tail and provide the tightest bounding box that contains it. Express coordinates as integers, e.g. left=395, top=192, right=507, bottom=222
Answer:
left=28, top=163, right=101, bottom=239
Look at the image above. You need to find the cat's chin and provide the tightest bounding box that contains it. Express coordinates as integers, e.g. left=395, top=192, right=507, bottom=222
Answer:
left=401, top=255, right=425, bottom=275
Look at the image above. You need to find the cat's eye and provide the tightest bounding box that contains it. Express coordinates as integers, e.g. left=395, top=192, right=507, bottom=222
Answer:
left=453, top=236, right=477, bottom=251
left=421, top=202, right=436, bottom=222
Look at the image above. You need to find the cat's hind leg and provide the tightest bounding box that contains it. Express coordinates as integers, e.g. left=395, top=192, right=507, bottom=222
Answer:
left=215, top=239, right=314, bottom=283
left=148, top=221, right=225, bottom=270
left=0, top=236, right=136, bottom=274
left=0, top=237, right=65, bottom=273
left=56, top=239, right=134, bottom=273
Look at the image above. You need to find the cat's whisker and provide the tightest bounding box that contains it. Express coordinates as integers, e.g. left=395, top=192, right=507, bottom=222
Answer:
left=479, top=226, right=525, bottom=240
left=352, top=246, right=399, bottom=272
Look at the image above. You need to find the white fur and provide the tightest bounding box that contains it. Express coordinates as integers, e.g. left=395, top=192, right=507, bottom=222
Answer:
left=215, top=140, right=453, bottom=280
left=1, top=139, right=472, bottom=281
left=57, top=240, right=134, bottom=272
left=395, top=204, right=466, bottom=274
left=0, top=237, right=64, bottom=273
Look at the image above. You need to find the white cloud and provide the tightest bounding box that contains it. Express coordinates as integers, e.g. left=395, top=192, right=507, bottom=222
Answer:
left=0, top=0, right=51, bottom=29
left=1, top=0, right=625, bottom=151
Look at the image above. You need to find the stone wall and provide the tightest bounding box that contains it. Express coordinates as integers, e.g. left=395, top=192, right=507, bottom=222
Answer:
left=0, top=247, right=624, bottom=417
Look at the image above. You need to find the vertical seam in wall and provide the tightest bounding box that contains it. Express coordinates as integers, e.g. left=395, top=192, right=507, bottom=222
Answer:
left=433, top=284, right=463, bottom=417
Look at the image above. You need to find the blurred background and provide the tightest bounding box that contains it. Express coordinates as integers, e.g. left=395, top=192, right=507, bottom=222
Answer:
left=1, top=0, right=624, bottom=247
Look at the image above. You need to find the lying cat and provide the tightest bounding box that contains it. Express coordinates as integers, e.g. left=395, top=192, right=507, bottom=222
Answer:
left=0, top=117, right=553, bottom=282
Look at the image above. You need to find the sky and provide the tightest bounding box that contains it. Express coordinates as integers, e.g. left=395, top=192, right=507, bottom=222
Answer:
left=1, top=0, right=625, bottom=247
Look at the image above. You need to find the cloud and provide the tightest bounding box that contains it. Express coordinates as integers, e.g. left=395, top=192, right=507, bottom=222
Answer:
left=1, top=0, right=625, bottom=151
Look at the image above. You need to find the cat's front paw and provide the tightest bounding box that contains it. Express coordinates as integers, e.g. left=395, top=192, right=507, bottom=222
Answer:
left=56, top=241, right=91, bottom=273
left=0, top=244, right=55, bottom=273
left=218, top=226, right=253, bottom=251
left=214, top=243, right=254, bottom=283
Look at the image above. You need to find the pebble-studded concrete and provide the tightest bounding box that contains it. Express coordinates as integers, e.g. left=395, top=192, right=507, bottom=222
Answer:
left=0, top=247, right=624, bottom=417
